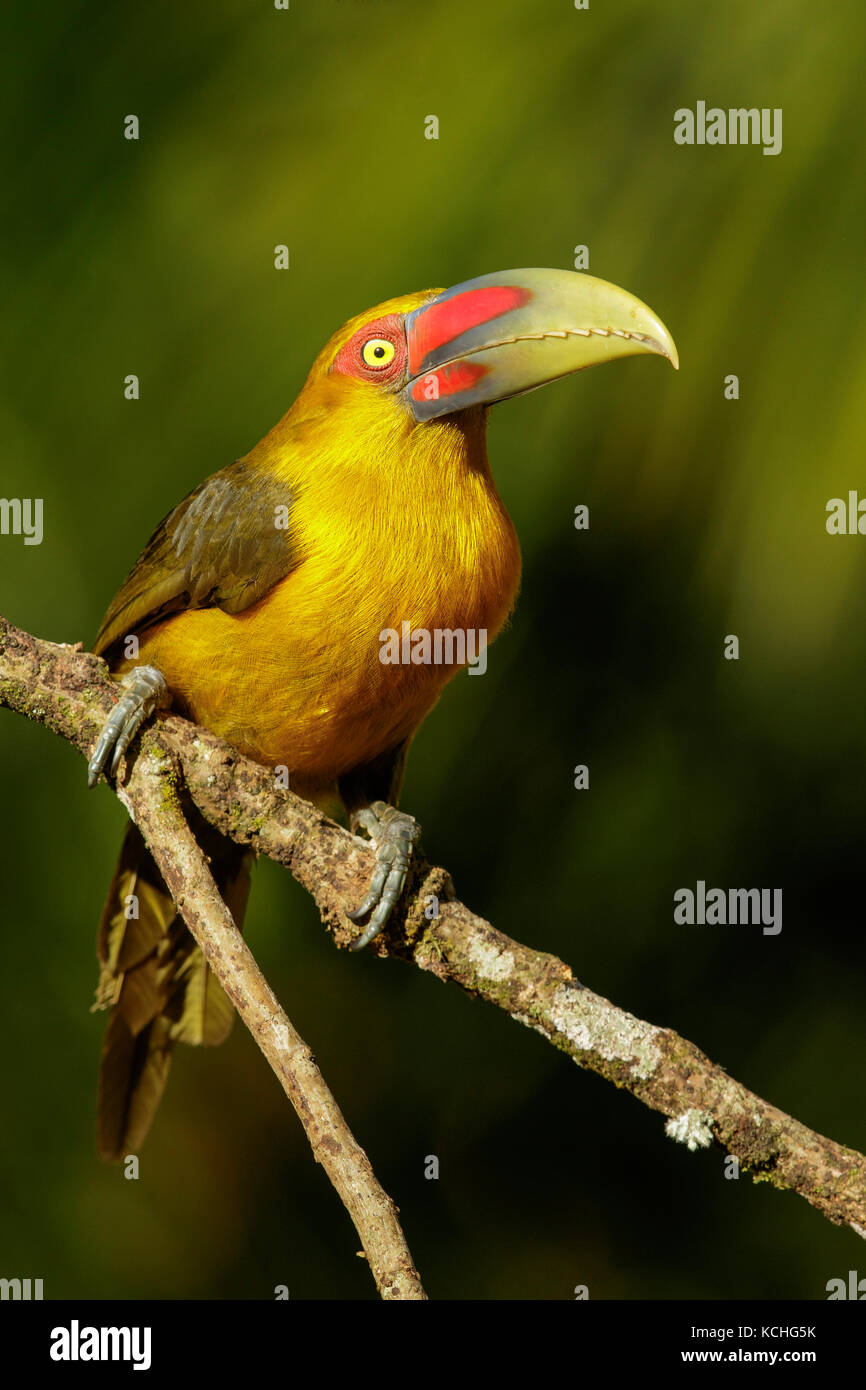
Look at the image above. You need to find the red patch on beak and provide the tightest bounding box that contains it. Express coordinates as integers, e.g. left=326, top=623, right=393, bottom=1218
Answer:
left=409, top=360, right=488, bottom=404
left=408, top=286, right=531, bottom=372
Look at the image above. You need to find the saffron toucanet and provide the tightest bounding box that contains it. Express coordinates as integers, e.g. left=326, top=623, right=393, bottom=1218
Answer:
left=87, top=268, right=677, bottom=1159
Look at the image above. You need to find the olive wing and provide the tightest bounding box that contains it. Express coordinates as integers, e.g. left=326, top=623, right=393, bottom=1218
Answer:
left=94, top=459, right=301, bottom=659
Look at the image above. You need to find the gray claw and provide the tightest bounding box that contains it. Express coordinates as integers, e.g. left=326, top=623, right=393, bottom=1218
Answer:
left=348, top=801, right=420, bottom=950
left=88, top=665, right=169, bottom=788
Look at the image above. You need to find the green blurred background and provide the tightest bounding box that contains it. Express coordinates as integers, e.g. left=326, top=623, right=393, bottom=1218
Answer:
left=1, top=0, right=864, bottom=1299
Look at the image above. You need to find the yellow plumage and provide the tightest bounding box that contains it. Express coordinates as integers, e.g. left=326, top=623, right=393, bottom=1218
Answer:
left=113, top=292, right=521, bottom=800
left=89, top=269, right=675, bottom=1157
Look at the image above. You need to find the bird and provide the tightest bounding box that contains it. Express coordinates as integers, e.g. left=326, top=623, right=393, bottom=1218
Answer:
left=87, top=267, right=678, bottom=1160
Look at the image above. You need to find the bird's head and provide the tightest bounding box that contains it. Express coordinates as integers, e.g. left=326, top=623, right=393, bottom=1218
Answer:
left=293, top=267, right=677, bottom=440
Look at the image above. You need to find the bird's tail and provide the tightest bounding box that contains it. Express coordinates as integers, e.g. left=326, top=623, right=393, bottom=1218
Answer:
left=93, top=818, right=252, bottom=1161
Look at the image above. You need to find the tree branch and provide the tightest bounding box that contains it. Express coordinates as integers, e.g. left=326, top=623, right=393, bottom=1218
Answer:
left=2, top=615, right=865, bottom=1242
left=0, top=617, right=425, bottom=1300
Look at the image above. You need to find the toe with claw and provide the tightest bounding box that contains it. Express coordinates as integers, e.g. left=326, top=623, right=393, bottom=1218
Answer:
left=88, top=665, right=169, bottom=788
left=348, top=801, right=421, bottom=950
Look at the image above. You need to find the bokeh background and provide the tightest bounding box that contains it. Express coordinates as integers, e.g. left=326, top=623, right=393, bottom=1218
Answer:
left=1, top=0, right=864, bottom=1300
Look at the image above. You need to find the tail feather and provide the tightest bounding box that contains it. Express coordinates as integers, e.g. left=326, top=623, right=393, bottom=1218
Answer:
left=94, top=820, right=251, bottom=1161
left=98, top=1013, right=174, bottom=1161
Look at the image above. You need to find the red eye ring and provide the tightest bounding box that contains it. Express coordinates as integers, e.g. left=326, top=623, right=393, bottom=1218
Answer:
left=331, top=313, right=408, bottom=384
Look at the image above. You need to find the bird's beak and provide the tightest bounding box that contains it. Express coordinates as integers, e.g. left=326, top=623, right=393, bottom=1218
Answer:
left=402, top=267, right=678, bottom=422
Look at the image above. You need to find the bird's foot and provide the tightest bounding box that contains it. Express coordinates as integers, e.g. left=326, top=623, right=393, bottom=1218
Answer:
left=87, top=665, right=169, bottom=787
left=348, top=800, right=421, bottom=950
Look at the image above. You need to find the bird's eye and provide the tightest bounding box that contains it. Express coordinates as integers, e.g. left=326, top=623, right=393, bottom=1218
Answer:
left=361, top=337, right=396, bottom=368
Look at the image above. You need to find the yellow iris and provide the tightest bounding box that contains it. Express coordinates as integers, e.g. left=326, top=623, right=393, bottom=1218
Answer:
left=361, top=337, right=396, bottom=368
